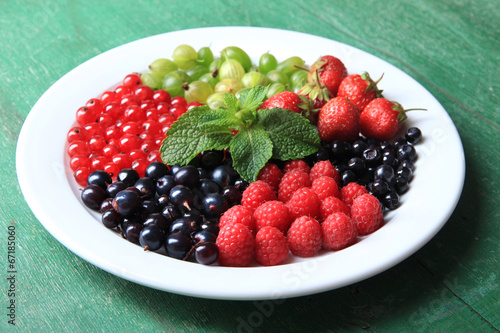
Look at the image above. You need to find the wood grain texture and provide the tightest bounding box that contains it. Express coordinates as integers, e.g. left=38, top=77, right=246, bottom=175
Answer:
left=1, top=0, right=498, bottom=331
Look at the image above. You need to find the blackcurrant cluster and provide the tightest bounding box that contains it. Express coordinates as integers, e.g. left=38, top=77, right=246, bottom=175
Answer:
left=80, top=151, right=247, bottom=265
left=307, top=127, right=423, bottom=211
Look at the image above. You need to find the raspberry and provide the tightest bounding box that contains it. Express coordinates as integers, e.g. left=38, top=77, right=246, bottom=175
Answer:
left=311, top=176, right=340, bottom=201
left=322, top=212, right=358, bottom=251
left=340, top=182, right=369, bottom=208
left=319, top=195, right=351, bottom=221
left=216, top=223, right=254, bottom=267
left=253, top=200, right=291, bottom=233
left=278, top=169, right=311, bottom=202
left=287, top=216, right=322, bottom=257
left=257, top=162, right=282, bottom=192
left=219, top=205, right=256, bottom=235
left=255, top=226, right=289, bottom=266
left=310, top=160, right=341, bottom=186
left=286, top=187, right=321, bottom=220
left=282, top=159, right=311, bottom=174
left=351, top=193, right=384, bottom=235
left=241, top=180, right=277, bottom=212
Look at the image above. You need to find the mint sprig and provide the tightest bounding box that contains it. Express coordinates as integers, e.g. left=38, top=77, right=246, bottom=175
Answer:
left=160, top=86, right=320, bottom=182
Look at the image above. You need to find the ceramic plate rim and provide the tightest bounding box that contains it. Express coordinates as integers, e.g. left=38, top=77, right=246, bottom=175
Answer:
left=16, top=27, right=465, bottom=300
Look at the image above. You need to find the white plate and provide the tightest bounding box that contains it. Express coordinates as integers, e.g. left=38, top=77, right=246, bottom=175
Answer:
left=16, top=27, right=465, bottom=300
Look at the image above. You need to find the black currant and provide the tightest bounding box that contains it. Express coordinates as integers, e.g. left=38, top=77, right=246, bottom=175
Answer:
left=405, top=127, right=422, bottom=144
left=165, top=233, right=193, bottom=260
left=81, top=184, right=107, bottom=211
left=87, top=170, right=112, bottom=190
left=112, top=189, right=142, bottom=217
left=101, top=209, right=122, bottom=229
left=117, top=168, right=140, bottom=187
left=193, top=242, right=219, bottom=265
left=174, top=165, right=200, bottom=188
left=144, top=161, right=170, bottom=181
left=124, top=222, right=143, bottom=244
left=139, top=224, right=165, bottom=251
left=156, top=175, right=176, bottom=196
left=134, top=177, right=156, bottom=200
left=106, top=181, right=128, bottom=198
left=397, top=144, right=418, bottom=162
left=202, top=192, right=228, bottom=221
left=169, top=185, right=194, bottom=211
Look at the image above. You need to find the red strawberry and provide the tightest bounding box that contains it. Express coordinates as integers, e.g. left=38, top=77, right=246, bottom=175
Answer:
left=360, top=98, right=411, bottom=141
left=337, top=72, right=383, bottom=112
left=258, top=91, right=303, bottom=113
left=307, top=55, right=347, bottom=96
left=317, top=97, right=360, bottom=142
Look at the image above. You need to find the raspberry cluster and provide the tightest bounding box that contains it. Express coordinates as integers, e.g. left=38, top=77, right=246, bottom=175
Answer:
left=215, top=158, right=386, bottom=267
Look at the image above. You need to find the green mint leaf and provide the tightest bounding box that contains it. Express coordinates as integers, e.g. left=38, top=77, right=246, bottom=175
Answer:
left=160, top=107, right=232, bottom=165
left=240, top=85, right=269, bottom=113
left=229, top=125, right=273, bottom=183
left=224, top=93, right=240, bottom=113
left=256, top=108, right=320, bottom=161
left=197, top=108, right=242, bottom=130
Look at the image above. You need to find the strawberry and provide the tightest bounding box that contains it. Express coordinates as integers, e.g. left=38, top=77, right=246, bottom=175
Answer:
left=337, top=72, right=383, bottom=112
left=360, top=98, right=411, bottom=141
left=258, top=91, right=303, bottom=113
left=317, top=97, right=360, bottom=142
left=307, top=55, right=347, bottom=96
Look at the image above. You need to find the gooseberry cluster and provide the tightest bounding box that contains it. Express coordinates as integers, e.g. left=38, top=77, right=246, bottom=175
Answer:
left=140, top=44, right=307, bottom=109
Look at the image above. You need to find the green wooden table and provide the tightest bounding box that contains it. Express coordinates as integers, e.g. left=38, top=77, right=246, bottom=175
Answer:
left=2, top=0, right=499, bottom=331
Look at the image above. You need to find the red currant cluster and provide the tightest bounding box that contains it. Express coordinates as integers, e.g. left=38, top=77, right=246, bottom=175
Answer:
left=67, top=73, right=202, bottom=186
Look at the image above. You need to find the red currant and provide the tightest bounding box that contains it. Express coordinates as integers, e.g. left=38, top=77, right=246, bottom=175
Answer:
left=171, top=96, right=187, bottom=109
left=86, top=98, right=103, bottom=110
left=170, top=107, right=186, bottom=119
left=139, top=131, right=155, bottom=142
left=131, top=158, right=148, bottom=177
left=134, top=85, right=154, bottom=101
left=153, top=89, right=172, bottom=105
left=88, top=135, right=107, bottom=154
left=140, top=100, right=156, bottom=112
left=140, top=140, right=157, bottom=154
left=187, top=101, right=203, bottom=110
left=104, top=125, right=121, bottom=142
left=124, top=105, right=145, bottom=122
left=104, top=102, right=122, bottom=119
left=76, top=106, right=97, bottom=126
left=158, top=113, right=175, bottom=125
left=121, top=122, right=142, bottom=136
left=84, top=123, right=103, bottom=138
left=114, top=85, right=131, bottom=98
left=128, top=149, right=146, bottom=161
left=156, top=102, right=170, bottom=114
left=120, top=94, right=139, bottom=108
left=103, top=162, right=120, bottom=179
left=119, top=134, right=141, bottom=153
left=100, top=91, right=119, bottom=105
left=74, top=167, right=91, bottom=187
left=145, top=108, right=159, bottom=120
left=67, top=127, right=87, bottom=143
left=141, top=120, right=160, bottom=134
left=68, top=140, right=90, bottom=157
left=112, top=153, right=131, bottom=170
left=102, top=144, right=120, bottom=158
left=97, top=113, right=114, bottom=129
left=69, top=155, right=90, bottom=171
left=147, top=150, right=162, bottom=163
left=123, top=73, right=142, bottom=89
left=90, top=156, right=108, bottom=171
